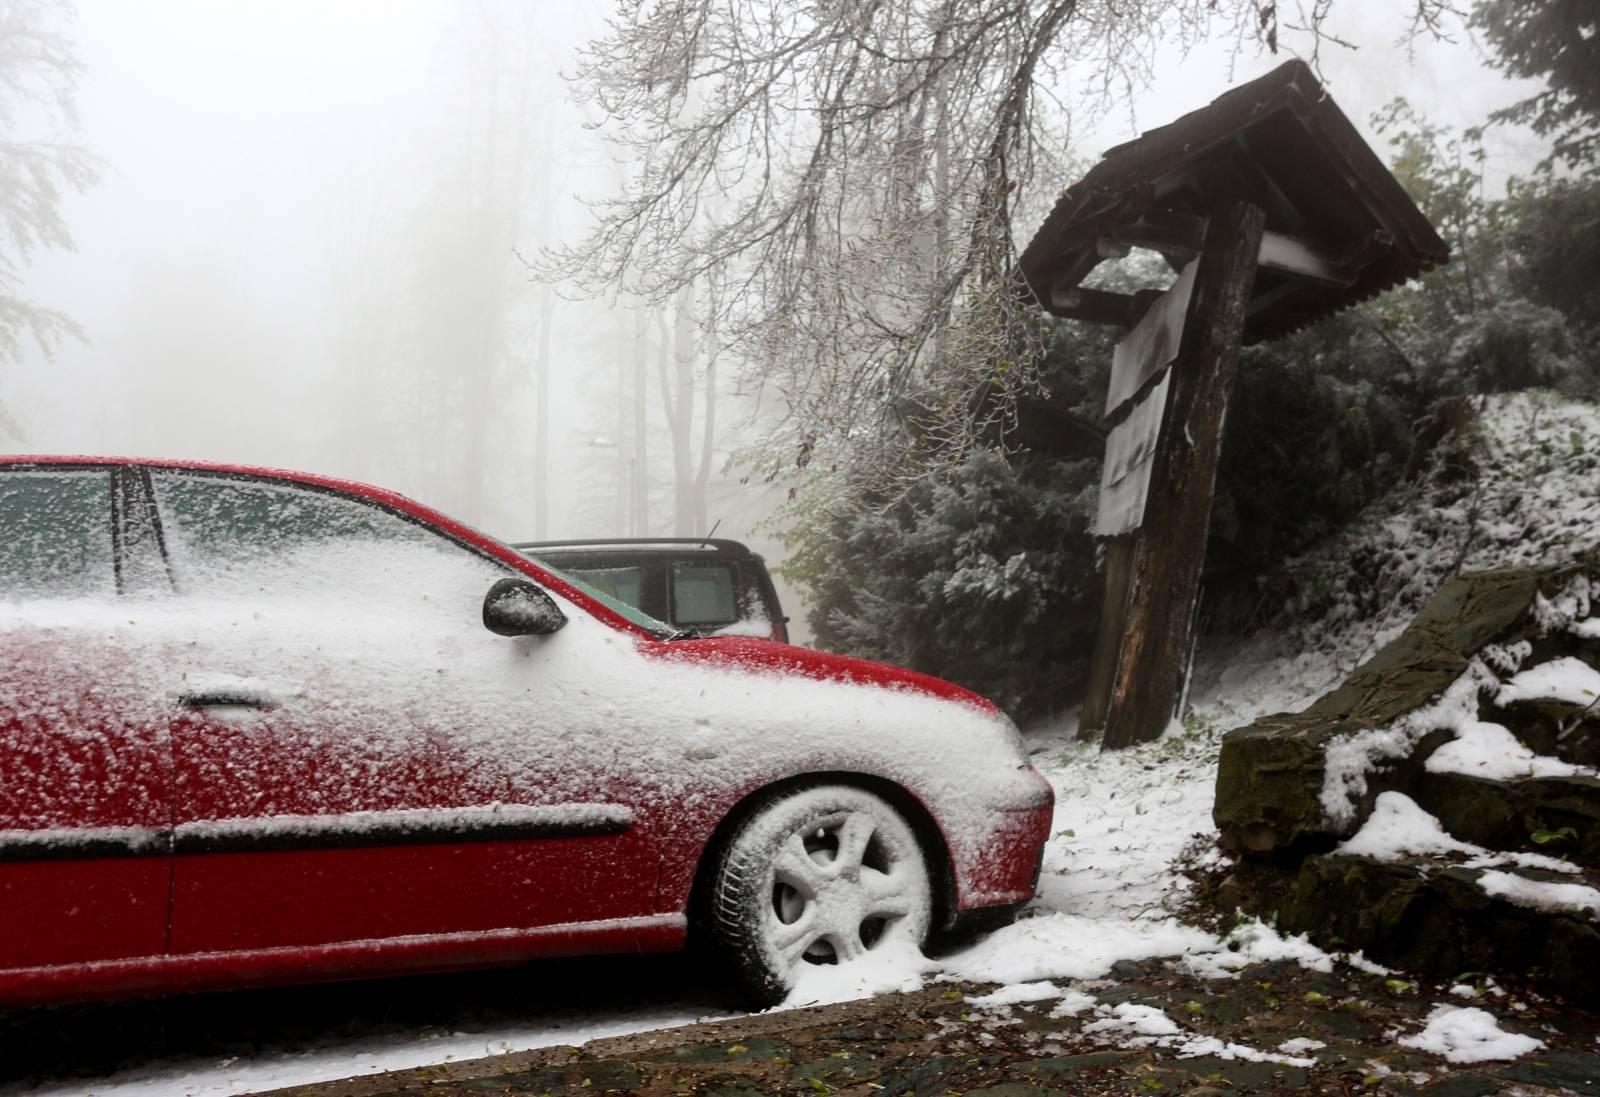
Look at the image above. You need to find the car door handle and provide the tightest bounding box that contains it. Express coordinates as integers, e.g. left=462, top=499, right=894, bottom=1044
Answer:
left=178, top=691, right=277, bottom=710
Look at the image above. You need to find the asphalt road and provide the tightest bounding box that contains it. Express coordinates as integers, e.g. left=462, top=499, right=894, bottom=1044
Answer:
left=0, top=952, right=729, bottom=1096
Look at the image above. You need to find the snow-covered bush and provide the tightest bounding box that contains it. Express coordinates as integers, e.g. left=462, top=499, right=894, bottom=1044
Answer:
left=789, top=449, right=1102, bottom=721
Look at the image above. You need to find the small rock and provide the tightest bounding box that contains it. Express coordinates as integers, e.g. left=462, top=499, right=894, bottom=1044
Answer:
left=1111, top=959, right=1146, bottom=980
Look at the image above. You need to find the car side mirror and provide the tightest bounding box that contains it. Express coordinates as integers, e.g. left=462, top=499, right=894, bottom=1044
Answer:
left=483, top=578, right=567, bottom=637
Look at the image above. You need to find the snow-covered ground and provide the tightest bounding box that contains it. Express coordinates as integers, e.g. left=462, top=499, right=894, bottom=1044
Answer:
left=14, top=392, right=1594, bottom=1096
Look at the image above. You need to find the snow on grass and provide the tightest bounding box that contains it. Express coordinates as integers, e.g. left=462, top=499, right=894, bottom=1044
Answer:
left=1333, top=791, right=1578, bottom=874
left=1398, top=1004, right=1545, bottom=1063
left=1206, top=393, right=1600, bottom=709
left=1477, top=869, right=1600, bottom=918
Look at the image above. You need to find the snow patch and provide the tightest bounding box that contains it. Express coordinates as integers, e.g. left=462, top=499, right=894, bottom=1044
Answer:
left=1333, top=792, right=1577, bottom=874
left=1425, top=719, right=1591, bottom=780
left=1180, top=920, right=1333, bottom=980
left=1398, top=1005, right=1544, bottom=1063
left=1496, top=655, right=1600, bottom=708
left=1081, top=1002, right=1314, bottom=1066
left=1477, top=869, right=1600, bottom=918
left=940, top=914, right=1214, bottom=988
left=964, top=981, right=1063, bottom=1007
left=783, top=939, right=934, bottom=1008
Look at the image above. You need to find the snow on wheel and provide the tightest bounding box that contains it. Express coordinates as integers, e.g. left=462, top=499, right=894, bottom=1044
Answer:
left=707, top=784, right=933, bottom=1006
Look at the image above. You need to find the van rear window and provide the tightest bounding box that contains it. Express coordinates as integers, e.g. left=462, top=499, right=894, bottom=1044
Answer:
left=672, top=564, right=739, bottom=626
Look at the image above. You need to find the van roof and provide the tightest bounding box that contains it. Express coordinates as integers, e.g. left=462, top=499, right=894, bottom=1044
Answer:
left=515, top=538, right=759, bottom=559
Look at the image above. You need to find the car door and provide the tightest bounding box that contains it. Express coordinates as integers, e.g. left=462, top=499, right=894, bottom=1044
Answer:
left=0, top=465, right=173, bottom=973
left=151, top=469, right=657, bottom=957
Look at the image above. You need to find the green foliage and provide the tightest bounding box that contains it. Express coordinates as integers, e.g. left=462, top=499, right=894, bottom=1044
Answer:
left=787, top=445, right=1102, bottom=721
left=1529, top=825, right=1579, bottom=847
left=1208, top=316, right=1416, bottom=590
left=0, top=0, right=98, bottom=420
left=1472, top=0, right=1600, bottom=170
left=1368, top=99, right=1599, bottom=403
left=1501, top=170, right=1600, bottom=339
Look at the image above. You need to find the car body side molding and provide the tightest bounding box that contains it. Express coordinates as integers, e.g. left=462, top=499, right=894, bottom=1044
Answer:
left=0, top=804, right=634, bottom=863
left=0, top=914, right=688, bottom=1008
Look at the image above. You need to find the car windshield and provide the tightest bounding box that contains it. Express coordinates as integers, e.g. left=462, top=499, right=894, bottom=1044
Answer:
left=527, top=558, right=678, bottom=638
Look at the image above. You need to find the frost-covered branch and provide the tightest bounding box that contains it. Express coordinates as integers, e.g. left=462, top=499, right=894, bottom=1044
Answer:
left=0, top=0, right=99, bottom=399
left=550, top=0, right=1457, bottom=504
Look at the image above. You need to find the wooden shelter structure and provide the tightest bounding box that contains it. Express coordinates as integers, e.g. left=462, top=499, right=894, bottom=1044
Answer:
left=1018, top=59, right=1448, bottom=749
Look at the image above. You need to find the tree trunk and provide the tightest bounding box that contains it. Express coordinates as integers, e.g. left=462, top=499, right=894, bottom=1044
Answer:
left=671, top=283, right=696, bottom=537
left=692, top=357, right=716, bottom=534
left=631, top=307, right=650, bottom=536
left=1101, top=201, right=1264, bottom=751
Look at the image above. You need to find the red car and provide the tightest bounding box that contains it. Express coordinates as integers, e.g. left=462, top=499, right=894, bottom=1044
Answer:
left=0, top=457, right=1053, bottom=1008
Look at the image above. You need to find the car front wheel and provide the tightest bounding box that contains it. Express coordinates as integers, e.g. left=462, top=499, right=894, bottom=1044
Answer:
left=707, top=784, right=933, bottom=1006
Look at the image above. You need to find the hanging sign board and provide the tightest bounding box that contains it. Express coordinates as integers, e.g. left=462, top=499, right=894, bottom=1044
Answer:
left=1095, top=371, right=1169, bottom=537
left=1093, top=261, right=1195, bottom=536
left=1104, top=259, right=1196, bottom=418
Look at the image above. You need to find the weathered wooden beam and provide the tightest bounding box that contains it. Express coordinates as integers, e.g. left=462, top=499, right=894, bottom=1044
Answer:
left=1046, top=285, right=1141, bottom=328
left=1257, top=232, right=1357, bottom=287
left=1104, top=212, right=1205, bottom=259
left=1103, top=211, right=1365, bottom=288
left=1101, top=201, right=1266, bottom=751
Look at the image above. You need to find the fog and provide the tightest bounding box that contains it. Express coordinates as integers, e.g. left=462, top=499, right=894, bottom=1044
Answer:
left=6, top=1, right=1542, bottom=586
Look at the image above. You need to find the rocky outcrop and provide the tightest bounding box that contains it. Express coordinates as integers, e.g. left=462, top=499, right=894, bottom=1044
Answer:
left=1212, top=551, right=1600, bottom=1002
left=1215, top=553, right=1599, bottom=854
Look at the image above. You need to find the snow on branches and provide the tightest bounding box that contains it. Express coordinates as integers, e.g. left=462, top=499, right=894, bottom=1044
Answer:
left=549, top=0, right=1456, bottom=503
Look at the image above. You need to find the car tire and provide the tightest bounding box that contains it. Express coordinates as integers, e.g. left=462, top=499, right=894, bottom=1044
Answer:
left=707, top=784, right=933, bottom=1007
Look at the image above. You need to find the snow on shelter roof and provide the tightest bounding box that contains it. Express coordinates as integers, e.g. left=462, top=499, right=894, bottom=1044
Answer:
left=1018, top=59, right=1449, bottom=343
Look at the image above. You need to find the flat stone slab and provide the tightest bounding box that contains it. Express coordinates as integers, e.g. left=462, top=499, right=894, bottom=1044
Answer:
left=1281, top=853, right=1600, bottom=1006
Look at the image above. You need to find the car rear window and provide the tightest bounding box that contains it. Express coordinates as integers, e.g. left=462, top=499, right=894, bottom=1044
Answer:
left=671, top=564, right=739, bottom=627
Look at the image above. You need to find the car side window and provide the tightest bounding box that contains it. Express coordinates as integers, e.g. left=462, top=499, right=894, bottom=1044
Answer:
left=565, top=565, right=645, bottom=610
left=0, top=469, right=115, bottom=600
left=671, top=563, right=739, bottom=627
left=150, top=471, right=502, bottom=603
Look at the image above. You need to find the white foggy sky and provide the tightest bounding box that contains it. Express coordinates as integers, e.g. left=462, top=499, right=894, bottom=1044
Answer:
left=9, top=0, right=1546, bottom=546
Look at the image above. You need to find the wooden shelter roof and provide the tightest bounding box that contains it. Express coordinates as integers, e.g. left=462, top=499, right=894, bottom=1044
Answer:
left=1018, top=59, right=1449, bottom=342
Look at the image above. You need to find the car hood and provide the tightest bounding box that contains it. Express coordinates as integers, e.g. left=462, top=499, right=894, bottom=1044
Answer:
left=640, top=635, right=997, bottom=712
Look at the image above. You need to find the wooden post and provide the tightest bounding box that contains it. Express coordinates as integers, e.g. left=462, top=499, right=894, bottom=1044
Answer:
left=1079, top=536, right=1136, bottom=735
left=1101, top=201, right=1265, bottom=751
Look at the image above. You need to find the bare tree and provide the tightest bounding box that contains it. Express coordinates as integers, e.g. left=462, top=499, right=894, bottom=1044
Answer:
left=655, top=285, right=719, bottom=536
left=549, top=0, right=1455, bottom=503
left=0, top=0, right=98, bottom=436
